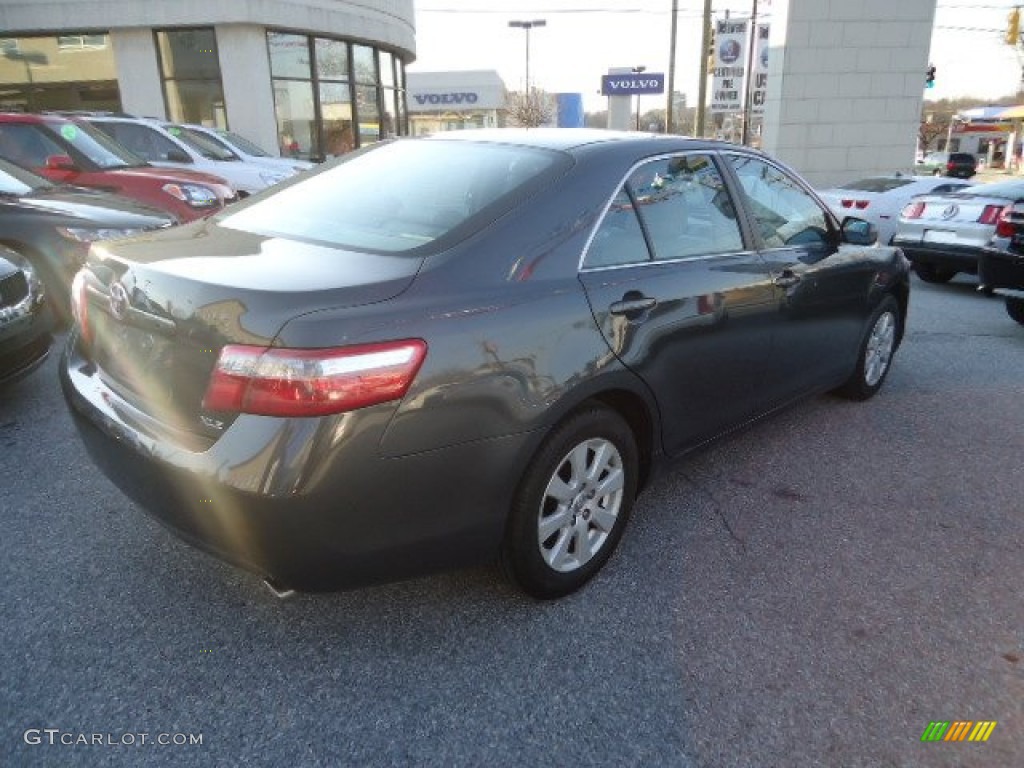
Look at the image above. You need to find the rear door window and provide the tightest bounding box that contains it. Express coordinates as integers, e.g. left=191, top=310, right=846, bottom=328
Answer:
left=583, top=153, right=744, bottom=269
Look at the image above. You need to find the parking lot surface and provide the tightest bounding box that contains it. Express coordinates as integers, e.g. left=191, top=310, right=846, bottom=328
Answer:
left=2, top=275, right=1022, bottom=767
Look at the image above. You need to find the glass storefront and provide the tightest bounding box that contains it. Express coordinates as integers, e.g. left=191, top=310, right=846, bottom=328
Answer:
left=267, top=30, right=406, bottom=162
left=0, top=33, right=119, bottom=112
left=156, top=28, right=226, bottom=127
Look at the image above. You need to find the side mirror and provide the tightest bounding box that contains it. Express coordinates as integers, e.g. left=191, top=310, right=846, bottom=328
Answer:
left=164, top=149, right=192, bottom=164
left=841, top=217, right=877, bottom=246
left=45, top=154, right=77, bottom=171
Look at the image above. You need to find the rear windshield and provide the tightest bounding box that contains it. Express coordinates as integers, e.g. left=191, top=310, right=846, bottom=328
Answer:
left=219, top=139, right=568, bottom=253
left=839, top=178, right=914, bottom=193
left=949, top=153, right=976, bottom=163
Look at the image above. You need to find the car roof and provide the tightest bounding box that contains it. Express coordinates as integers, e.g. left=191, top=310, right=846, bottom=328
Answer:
left=0, top=112, right=53, bottom=124
left=420, top=127, right=751, bottom=155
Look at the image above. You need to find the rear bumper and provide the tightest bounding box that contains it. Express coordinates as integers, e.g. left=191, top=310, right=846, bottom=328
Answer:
left=892, top=241, right=982, bottom=273
left=60, top=335, right=531, bottom=591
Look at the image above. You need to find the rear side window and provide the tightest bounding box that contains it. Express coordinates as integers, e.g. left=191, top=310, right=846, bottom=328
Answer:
left=220, top=139, right=568, bottom=253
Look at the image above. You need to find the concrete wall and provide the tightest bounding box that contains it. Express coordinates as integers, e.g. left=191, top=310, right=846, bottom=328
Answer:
left=216, top=25, right=279, bottom=157
left=109, top=29, right=165, bottom=119
left=762, top=0, right=936, bottom=187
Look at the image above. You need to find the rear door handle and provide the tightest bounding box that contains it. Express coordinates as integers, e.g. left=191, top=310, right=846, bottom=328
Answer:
left=609, top=296, right=657, bottom=316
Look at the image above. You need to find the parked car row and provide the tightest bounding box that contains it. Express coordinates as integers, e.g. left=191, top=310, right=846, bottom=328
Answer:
left=0, top=111, right=310, bottom=383
left=817, top=174, right=973, bottom=246
left=819, top=169, right=1024, bottom=326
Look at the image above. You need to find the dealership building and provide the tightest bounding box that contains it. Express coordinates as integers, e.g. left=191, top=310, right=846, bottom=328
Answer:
left=406, top=70, right=507, bottom=136
left=0, top=0, right=415, bottom=160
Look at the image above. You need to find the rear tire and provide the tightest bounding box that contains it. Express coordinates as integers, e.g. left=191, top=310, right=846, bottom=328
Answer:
left=835, top=296, right=900, bottom=401
left=502, top=406, right=638, bottom=599
left=1007, top=296, right=1024, bottom=325
left=914, top=263, right=957, bottom=284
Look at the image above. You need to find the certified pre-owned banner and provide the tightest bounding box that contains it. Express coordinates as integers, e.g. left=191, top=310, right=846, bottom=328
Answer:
left=711, top=18, right=747, bottom=114
left=601, top=73, right=665, bottom=96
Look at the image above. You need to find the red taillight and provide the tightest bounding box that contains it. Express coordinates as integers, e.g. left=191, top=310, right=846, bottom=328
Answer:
left=70, top=270, right=92, bottom=345
left=202, top=340, right=428, bottom=417
left=839, top=199, right=869, bottom=209
left=978, top=204, right=1007, bottom=226
left=995, top=205, right=1016, bottom=237
left=901, top=201, right=926, bottom=219
left=946, top=162, right=955, bottom=171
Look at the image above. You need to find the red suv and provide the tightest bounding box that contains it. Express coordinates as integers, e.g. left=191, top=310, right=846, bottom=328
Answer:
left=0, top=113, right=236, bottom=221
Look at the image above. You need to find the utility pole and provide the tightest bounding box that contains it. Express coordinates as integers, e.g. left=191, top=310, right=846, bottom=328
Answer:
left=740, top=0, right=759, bottom=146
left=695, top=0, right=712, bottom=137
left=666, top=0, right=679, bottom=133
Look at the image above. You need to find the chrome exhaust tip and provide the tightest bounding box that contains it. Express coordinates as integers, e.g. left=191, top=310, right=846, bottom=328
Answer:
left=263, top=578, right=296, bottom=600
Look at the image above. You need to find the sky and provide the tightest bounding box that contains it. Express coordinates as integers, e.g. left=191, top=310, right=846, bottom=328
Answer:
left=408, top=0, right=1024, bottom=113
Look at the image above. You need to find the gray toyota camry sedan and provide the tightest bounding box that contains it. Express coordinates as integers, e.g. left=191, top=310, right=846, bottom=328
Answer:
left=61, top=129, right=910, bottom=599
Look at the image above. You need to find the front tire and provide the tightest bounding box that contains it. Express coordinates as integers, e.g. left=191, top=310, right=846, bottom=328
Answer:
left=914, top=263, right=957, bottom=284
left=502, top=406, right=638, bottom=599
left=1007, top=296, right=1024, bottom=325
left=835, top=295, right=900, bottom=401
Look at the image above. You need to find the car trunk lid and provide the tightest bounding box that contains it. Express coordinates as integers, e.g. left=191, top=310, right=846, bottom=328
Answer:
left=76, top=221, right=422, bottom=444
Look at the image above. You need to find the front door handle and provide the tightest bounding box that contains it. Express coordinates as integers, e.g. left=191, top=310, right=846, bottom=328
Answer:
left=609, top=296, right=657, bottom=317
left=773, top=271, right=801, bottom=288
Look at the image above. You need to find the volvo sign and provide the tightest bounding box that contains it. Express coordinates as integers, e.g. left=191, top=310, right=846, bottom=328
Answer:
left=600, top=73, right=665, bottom=96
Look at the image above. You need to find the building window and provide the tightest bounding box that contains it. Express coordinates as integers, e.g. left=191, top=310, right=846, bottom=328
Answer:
left=156, top=28, right=226, bottom=128
left=266, top=29, right=406, bottom=162
left=0, top=33, right=118, bottom=113
left=57, top=34, right=107, bottom=51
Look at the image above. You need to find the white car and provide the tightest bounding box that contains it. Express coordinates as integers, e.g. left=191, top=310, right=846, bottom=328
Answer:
left=817, top=175, right=974, bottom=245
left=175, top=123, right=314, bottom=176
left=83, top=116, right=299, bottom=196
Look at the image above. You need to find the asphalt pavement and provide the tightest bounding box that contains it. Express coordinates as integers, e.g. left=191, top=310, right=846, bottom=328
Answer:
left=1, top=275, right=1022, bottom=767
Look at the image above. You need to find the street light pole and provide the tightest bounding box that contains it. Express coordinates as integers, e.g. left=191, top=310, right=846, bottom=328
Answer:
left=508, top=19, right=546, bottom=95
left=632, top=65, right=646, bottom=130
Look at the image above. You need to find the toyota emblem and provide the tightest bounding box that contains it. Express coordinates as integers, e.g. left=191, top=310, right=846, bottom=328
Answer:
left=108, top=281, right=129, bottom=320
left=940, top=204, right=959, bottom=220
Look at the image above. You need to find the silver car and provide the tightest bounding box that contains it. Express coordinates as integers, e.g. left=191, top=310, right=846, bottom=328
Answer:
left=891, top=178, right=1024, bottom=284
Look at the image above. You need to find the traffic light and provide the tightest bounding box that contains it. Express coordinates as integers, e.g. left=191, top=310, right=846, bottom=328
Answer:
left=1008, top=8, right=1020, bottom=46
left=707, top=23, right=716, bottom=70
left=925, top=65, right=936, bottom=88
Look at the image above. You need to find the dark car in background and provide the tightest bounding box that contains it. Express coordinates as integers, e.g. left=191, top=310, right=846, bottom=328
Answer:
left=892, top=177, right=1024, bottom=285
left=0, top=113, right=236, bottom=222
left=980, top=200, right=1024, bottom=325
left=914, top=151, right=978, bottom=179
left=0, top=247, right=51, bottom=386
left=62, top=130, right=909, bottom=599
left=0, top=156, right=174, bottom=324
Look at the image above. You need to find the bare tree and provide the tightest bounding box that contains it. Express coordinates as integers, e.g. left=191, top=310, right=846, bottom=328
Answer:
left=505, top=90, right=554, bottom=128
